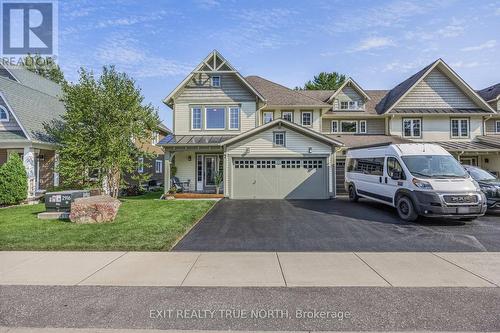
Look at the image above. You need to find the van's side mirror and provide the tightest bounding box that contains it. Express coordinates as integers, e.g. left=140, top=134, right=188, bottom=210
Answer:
left=391, top=171, right=401, bottom=180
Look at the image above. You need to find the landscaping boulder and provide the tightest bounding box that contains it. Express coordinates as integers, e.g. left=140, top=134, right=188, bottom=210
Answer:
left=69, top=195, right=121, bottom=224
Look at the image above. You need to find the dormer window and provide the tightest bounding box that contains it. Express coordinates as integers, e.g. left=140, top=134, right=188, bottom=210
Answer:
left=0, top=106, right=8, bottom=122
left=211, top=76, right=221, bottom=87
left=338, top=100, right=363, bottom=110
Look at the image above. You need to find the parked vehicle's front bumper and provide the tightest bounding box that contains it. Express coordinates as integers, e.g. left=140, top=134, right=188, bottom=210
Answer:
left=486, top=198, right=500, bottom=212
left=411, top=191, right=487, bottom=218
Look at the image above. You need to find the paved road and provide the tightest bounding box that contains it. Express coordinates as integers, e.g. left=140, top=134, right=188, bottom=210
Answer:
left=174, top=198, right=500, bottom=252
left=1, top=285, right=500, bottom=331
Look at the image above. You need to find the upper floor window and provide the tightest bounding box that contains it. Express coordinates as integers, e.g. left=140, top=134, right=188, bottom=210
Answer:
left=451, top=118, right=469, bottom=138
left=359, top=120, right=367, bottom=133
left=263, top=111, right=273, bottom=124
left=0, top=106, right=8, bottom=122
left=301, top=111, right=312, bottom=126
left=191, top=107, right=202, bottom=130
left=403, top=118, right=421, bottom=138
left=155, top=160, right=163, bottom=173
left=205, top=107, right=225, bottom=129
left=282, top=111, right=293, bottom=122
left=138, top=157, right=144, bottom=173
left=496, top=120, right=500, bottom=133
left=273, top=131, right=286, bottom=147
left=339, top=101, right=362, bottom=110
left=229, top=107, right=240, bottom=130
left=211, top=76, right=220, bottom=87
left=151, top=131, right=159, bottom=145
left=340, top=120, right=357, bottom=133
left=331, top=120, right=338, bottom=133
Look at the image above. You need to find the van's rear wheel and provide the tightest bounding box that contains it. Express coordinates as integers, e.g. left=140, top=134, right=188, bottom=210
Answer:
left=397, top=196, right=418, bottom=222
left=348, top=185, right=359, bottom=202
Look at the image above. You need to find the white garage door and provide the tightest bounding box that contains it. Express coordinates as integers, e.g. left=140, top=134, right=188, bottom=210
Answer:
left=232, top=158, right=328, bottom=199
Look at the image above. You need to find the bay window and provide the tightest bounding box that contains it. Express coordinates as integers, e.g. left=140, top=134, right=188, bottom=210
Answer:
left=205, top=107, right=225, bottom=129
left=403, top=118, right=421, bottom=138
left=451, top=118, right=469, bottom=138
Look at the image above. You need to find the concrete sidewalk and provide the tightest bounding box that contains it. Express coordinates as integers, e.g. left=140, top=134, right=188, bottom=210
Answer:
left=1, top=251, right=499, bottom=287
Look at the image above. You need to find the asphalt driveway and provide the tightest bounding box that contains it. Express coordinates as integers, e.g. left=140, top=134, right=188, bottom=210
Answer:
left=173, top=198, right=500, bottom=252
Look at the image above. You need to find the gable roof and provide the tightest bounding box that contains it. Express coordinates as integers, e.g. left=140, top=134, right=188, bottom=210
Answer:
left=163, top=50, right=265, bottom=107
left=222, top=118, right=343, bottom=147
left=0, top=64, right=62, bottom=97
left=327, top=77, right=371, bottom=102
left=298, top=90, right=336, bottom=102
left=375, top=59, right=495, bottom=114
left=0, top=75, right=65, bottom=144
left=477, top=83, right=500, bottom=102
left=245, top=76, right=330, bottom=107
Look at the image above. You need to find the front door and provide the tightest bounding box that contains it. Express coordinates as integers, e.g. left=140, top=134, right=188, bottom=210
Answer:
left=204, top=156, right=217, bottom=187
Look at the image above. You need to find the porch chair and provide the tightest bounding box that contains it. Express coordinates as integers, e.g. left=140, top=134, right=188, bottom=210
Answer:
left=171, top=176, right=190, bottom=193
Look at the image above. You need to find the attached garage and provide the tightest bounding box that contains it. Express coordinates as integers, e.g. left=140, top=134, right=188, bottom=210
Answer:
left=232, top=158, right=328, bottom=199
left=222, top=119, right=343, bottom=199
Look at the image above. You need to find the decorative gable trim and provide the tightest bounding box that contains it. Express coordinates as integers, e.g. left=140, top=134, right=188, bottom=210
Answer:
left=385, top=59, right=495, bottom=114
left=163, top=50, right=265, bottom=107
left=327, top=77, right=371, bottom=103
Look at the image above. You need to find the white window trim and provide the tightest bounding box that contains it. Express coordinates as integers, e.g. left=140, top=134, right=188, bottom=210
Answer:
left=191, top=106, right=202, bottom=130
left=331, top=120, right=339, bottom=133
left=0, top=105, right=9, bottom=122
left=340, top=120, right=358, bottom=133
left=402, top=118, right=422, bottom=138
left=263, top=111, right=274, bottom=124
left=281, top=111, right=293, bottom=122
left=211, top=76, right=221, bottom=87
left=496, top=120, right=500, bottom=133
left=273, top=131, right=286, bottom=147
left=359, top=120, right=367, bottom=134
left=138, top=157, right=144, bottom=173
left=228, top=106, right=240, bottom=130
left=301, top=111, right=313, bottom=127
left=204, top=106, right=226, bottom=130
left=155, top=160, right=163, bottom=173
left=151, top=131, right=159, bottom=145
left=451, top=118, right=469, bottom=138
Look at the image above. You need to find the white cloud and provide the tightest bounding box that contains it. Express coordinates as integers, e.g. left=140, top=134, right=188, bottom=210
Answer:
left=382, top=60, right=426, bottom=73
left=353, top=37, right=395, bottom=51
left=437, top=24, right=464, bottom=37
left=451, top=61, right=479, bottom=68
left=195, top=0, right=220, bottom=9
left=461, top=40, right=497, bottom=52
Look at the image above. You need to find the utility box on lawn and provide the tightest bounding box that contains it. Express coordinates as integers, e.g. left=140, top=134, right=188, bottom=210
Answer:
left=45, top=190, right=91, bottom=212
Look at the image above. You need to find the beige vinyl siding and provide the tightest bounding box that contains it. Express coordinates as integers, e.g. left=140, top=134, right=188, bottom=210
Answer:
left=321, top=118, right=385, bottom=134
left=173, top=72, right=257, bottom=135
left=226, top=127, right=331, bottom=156
left=395, top=69, right=479, bottom=109
left=333, top=86, right=364, bottom=110
left=172, top=151, right=196, bottom=192
left=389, top=115, right=483, bottom=141
left=260, top=109, right=321, bottom=132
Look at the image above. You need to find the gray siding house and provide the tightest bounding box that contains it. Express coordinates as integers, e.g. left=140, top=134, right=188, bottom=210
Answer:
left=160, top=51, right=500, bottom=198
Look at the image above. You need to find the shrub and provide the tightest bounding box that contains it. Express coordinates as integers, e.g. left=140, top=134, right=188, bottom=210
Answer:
left=0, top=154, right=28, bottom=205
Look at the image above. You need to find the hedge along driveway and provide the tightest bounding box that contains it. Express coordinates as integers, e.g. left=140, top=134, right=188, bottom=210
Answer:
left=0, top=191, right=216, bottom=251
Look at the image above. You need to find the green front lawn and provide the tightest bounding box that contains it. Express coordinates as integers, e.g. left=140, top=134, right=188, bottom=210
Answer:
left=0, top=191, right=215, bottom=251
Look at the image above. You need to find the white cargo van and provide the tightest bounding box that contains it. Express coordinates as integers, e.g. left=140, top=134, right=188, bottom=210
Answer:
left=345, top=143, right=487, bottom=221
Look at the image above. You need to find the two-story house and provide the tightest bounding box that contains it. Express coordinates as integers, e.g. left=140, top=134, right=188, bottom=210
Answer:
left=160, top=51, right=500, bottom=199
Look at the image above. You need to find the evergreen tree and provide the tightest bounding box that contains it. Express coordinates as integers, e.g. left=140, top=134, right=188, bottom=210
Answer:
left=298, top=72, right=347, bottom=90
left=0, top=154, right=28, bottom=205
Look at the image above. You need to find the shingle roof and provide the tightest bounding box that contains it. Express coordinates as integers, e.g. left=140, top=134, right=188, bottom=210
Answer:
left=158, top=135, right=235, bottom=145
left=328, top=134, right=412, bottom=148
left=477, top=83, right=500, bottom=102
left=298, top=90, right=336, bottom=102
left=245, top=76, right=330, bottom=107
left=0, top=130, right=28, bottom=142
left=0, top=76, right=65, bottom=143
left=433, top=141, right=500, bottom=151
left=391, top=108, right=487, bottom=114
left=375, top=61, right=436, bottom=114
left=322, top=90, right=389, bottom=115
left=2, top=65, right=62, bottom=97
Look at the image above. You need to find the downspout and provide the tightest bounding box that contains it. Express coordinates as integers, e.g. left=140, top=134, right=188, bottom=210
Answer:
left=387, top=115, right=395, bottom=136
left=256, top=99, right=268, bottom=126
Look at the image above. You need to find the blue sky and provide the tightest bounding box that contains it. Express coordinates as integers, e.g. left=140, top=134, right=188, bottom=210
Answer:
left=58, top=0, right=500, bottom=128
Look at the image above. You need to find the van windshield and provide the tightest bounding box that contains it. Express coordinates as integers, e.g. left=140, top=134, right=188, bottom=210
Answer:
left=401, top=155, right=467, bottom=179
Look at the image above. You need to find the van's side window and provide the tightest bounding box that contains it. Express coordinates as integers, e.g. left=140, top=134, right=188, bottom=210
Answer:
left=387, top=157, right=406, bottom=180
left=347, top=158, right=384, bottom=176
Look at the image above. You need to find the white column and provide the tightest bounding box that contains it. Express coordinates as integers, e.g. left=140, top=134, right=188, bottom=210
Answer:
left=164, top=151, right=171, bottom=195
left=23, top=147, right=36, bottom=198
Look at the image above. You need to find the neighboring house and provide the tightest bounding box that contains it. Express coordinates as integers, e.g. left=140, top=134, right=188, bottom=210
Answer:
left=477, top=83, right=500, bottom=138
left=0, top=64, right=64, bottom=198
left=159, top=51, right=500, bottom=198
left=0, top=63, right=171, bottom=198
